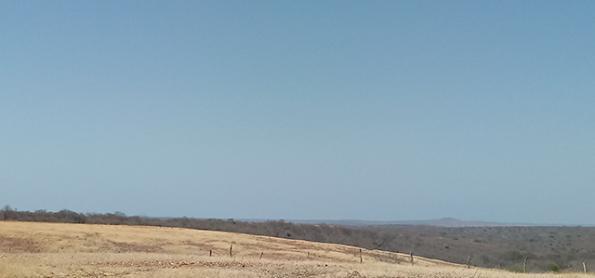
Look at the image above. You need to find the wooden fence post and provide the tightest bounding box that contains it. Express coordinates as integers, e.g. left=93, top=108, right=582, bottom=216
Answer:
left=466, top=255, right=472, bottom=268
left=583, top=262, right=587, bottom=273
left=260, top=252, right=263, bottom=259
left=359, top=248, right=363, bottom=263
left=229, top=244, right=233, bottom=257
left=209, top=249, right=212, bottom=257
left=522, top=256, right=527, bottom=273
left=410, top=251, right=414, bottom=265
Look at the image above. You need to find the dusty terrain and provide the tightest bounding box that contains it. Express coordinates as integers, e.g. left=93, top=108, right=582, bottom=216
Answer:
left=0, top=221, right=590, bottom=277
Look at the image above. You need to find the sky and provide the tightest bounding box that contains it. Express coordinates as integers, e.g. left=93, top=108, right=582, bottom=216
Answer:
left=1, top=1, right=594, bottom=225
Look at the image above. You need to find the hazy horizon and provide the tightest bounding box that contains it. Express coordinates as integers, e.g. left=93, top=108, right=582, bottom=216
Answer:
left=2, top=1, right=594, bottom=225
left=1, top=206, right=582, bottom=227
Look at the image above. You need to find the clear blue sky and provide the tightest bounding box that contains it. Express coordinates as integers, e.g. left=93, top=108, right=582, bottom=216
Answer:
left=1, top=1, right=594, bottom=224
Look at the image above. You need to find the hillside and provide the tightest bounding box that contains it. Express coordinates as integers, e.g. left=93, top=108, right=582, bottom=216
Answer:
left=2, top=209, right=594, bottom=272
left=362, top=225, right=595, bottom=272
left=0, top=222, right=590, bottom=278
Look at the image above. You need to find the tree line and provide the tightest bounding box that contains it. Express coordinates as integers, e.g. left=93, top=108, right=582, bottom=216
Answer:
left=2, top=205, right=592, bottom=273
left=0, top=205, right=381, bottom=250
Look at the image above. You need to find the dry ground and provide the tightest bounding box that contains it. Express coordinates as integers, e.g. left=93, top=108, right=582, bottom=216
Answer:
left=0, top=222, right=590, bottom=278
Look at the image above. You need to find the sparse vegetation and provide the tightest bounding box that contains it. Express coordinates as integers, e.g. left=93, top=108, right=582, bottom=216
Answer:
left=0, top=221, right=592, bottom=278
left=2, top=206, right=594, bottom=273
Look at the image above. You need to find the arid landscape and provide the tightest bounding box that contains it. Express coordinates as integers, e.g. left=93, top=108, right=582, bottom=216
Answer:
left=0, top=221, right=591, bottom=278
left=3, top=1, right=594, bottom=277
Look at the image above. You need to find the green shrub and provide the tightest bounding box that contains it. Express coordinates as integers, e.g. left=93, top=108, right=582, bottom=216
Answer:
left=548, top=263, right=560, bottom=272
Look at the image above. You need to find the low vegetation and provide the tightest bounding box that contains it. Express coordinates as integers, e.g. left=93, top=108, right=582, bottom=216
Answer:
left=0, top=221, right=591, bottom=278
left=2, top=206, right=593, bottom=273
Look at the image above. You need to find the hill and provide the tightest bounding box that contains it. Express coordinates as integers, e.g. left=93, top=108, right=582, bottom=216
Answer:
left=0, top=221, right=590, bottom=277
left=361, top=224, right=595, bottom=272
left=2, top=208, right=595, bottom=273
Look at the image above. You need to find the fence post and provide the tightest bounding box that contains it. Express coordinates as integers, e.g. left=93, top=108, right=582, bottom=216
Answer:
left=229, top=244, right=233, bottom=257
left=209, top=249, right=212, bottom=257
left=466, top=255, right=472, bottom=268
left=522, top=257, right=527, bottom=273
left=410, top=251, right=414, bottom=265
left=260, top=252, right=263, bottom=259
left=583, top=262, right=587, bottom=273
left=359, top=248, right=363, bottom=263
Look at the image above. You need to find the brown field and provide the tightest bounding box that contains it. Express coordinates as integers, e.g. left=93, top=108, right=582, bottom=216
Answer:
left=0, top=222, right=590, bottom=278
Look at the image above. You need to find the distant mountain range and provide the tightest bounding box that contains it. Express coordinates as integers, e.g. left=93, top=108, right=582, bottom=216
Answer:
left=286, top=217, right=549, bottom=227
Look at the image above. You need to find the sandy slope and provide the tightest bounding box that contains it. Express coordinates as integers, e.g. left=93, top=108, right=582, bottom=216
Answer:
left=0, top=221, right=589, bottom=277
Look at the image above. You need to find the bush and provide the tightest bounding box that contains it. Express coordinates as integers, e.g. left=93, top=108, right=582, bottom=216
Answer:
left=548, top=263, right=560, bottom=272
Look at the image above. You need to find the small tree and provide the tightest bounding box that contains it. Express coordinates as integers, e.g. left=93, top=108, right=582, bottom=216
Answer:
left=1, top=205, right=14, bottom=220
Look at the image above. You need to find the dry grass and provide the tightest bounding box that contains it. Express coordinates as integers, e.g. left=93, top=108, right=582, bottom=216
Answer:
left=0, top=221, right=590, bottom=277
